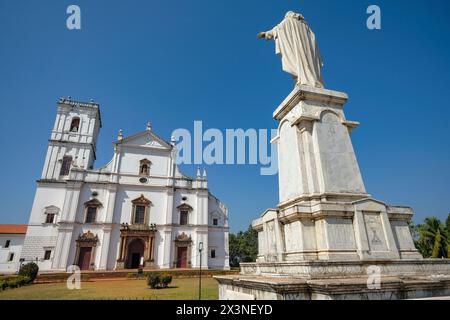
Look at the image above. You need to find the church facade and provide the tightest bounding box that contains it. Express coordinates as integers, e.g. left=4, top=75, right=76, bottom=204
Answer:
left=20, top=98, right=229, bottom=272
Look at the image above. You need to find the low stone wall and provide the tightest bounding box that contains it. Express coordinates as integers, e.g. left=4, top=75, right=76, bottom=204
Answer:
left=35, top=269, right=239, bottom=283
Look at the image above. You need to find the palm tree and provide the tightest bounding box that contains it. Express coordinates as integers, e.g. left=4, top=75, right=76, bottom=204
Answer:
left=415, top=217, right=449, bottom=258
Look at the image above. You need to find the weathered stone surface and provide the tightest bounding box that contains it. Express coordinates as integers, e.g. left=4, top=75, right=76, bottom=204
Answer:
left=215, top=270, right=450, bottom=300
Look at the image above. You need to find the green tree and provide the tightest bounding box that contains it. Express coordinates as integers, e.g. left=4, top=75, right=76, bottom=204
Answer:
left=229, top=225, right=258, bottom=267
left=415, top=216, right=449, bottom=258
left=445, top=213, right=450, bottom=257
left=18, top=262, right=39, bottom=282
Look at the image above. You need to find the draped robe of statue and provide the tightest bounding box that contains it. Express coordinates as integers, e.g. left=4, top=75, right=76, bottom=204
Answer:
left=263, top=11, right=324, bottom=88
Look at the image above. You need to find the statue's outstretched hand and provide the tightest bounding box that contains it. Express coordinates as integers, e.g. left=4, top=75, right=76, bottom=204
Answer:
left=257, top=32, right=266, bottom=39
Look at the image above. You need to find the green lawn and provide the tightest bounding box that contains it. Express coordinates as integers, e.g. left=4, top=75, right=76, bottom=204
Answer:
left=0, top=277, right=218, bottom=300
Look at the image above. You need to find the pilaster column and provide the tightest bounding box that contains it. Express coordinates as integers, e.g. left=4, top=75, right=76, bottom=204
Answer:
left=165, top=189, right=174, bottom=225
left=118, top=235, right=124, bottom=261
left=380, top=210, right=400, bottom=259
left=274, top=217, right=285, bottom=261
left=104, top=184, right=117, bottom=223
left=52, top=225, right=74, bottom=270
left=353, top=210, right=370, bottom=259
left=121, top=236, right=127, bottom=260
left=162, top=229, right=172, bottom=269
left=263, top=221, right=271, bottom=261
left=98, top=227, right=112, bottom=270
left=149, top=236, right=154, bottom=261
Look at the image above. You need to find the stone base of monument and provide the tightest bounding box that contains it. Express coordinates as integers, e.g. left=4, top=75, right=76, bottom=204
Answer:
left=215, top=261, right=450, bottom=300
left=215, top=84, right=450, bottom=300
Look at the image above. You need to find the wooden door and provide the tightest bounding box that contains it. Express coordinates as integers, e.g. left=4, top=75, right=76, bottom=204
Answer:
left=127, top=239, right=145, bottom=269
left=131, top=253, right=141, bottom=269
left=176, top=247, right=188, bottom=268
left=78, top=247, right=92, bottom=270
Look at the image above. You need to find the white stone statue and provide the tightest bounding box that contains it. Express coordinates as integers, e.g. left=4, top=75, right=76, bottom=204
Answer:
left=258, top=11, right=324, bottom=88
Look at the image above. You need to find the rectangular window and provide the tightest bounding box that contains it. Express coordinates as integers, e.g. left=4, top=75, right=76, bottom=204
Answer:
left=5, top=240, right=10, bottom=248
left=85, top=207, right=97, bottom=223
left=211, top=249, right=216, bottom=259
left=60, top=155, right=73, bottom=176
left=134, top=205, right=146, bottom=224
left=8, top=253, right=14, bottom=262
left=180, top=210, right=188, bottom=225
left=213, top=218, right=218, bottom=226
left=44, top=250, right=52, bottom=260
left=45, top=213, right=55, bottom=224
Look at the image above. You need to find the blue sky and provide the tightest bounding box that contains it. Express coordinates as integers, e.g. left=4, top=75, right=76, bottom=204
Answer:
left=0, top=0, right=449, bottom=232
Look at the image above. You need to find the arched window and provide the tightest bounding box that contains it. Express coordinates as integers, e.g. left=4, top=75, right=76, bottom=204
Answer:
left=177, top=203, right=193, bottom=226
left=139, top=159, right=151, bottom=176
left=140, top=164, right=149, bottom=175
left=70, top=117, right=80, bottom=132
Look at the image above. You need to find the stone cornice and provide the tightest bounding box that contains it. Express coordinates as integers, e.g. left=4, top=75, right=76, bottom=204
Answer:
left=273, top=85, right=348, bottom=121
left=58, top=98, right=99, bottom=109
left=57, top=97, right=102, bottom=127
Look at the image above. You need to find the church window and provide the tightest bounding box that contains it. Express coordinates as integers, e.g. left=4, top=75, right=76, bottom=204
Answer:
left=139, top=159, right=151, bottom=176
left=44, top=250, right=52, bottom=260
left=85, top=206, right=97, bottom=223
left=60, top=156, right=72, bottom=176
left=211, top=249, right=216, bottom=259
left=70, top=117, right=80, bottom=132
left=44, top=206, right=59, bottom=224
left=213, top=218, right=218, bottom=226
left=131, top=195, right=151, bottom=225
left=176, top=203, right=193, bottom=226
left=180, top=210, right=188, bottom=225
left=134, top=205, right=146, bottom=224
left=45, top=213, right=55, bottom=224
left=8, top=253, right=14, bottom=262
left=140, top=164, right=149, bottom=175
left=83, top=199, right=102, bottom=224
left=5, top=240, right=10, bottom=248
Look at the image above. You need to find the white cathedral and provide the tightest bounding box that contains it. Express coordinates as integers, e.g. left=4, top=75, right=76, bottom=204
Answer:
left=20, top=98, right=230, bottom=271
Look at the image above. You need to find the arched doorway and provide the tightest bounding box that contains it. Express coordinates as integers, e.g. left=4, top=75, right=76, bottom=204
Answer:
left=116, top=224, right=156, bottom=270
left=126, top=238, right=145, bottom=269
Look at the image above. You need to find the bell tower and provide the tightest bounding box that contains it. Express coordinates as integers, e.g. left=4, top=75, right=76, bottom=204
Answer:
left=41, top=97, right=101, bottom=180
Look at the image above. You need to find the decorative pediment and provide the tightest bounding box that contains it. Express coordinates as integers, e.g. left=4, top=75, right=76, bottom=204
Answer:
left=175, top=232, right=192, bottom=242
left=113, top=130, right=172, bottom=150
left=132, top=194, right=152, bottom=205
left=44, top=205, right=60, bottom=214
left=177, top=203, right=193, bottom=212
left=140, top=158, right=152, bottom=165
left=76, top=231, right=98, bottom=244
left=84, top=198, right=103, bottom=207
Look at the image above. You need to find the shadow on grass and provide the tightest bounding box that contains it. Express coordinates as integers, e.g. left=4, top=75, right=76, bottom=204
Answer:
left=147, top=286, right=179, bottom=290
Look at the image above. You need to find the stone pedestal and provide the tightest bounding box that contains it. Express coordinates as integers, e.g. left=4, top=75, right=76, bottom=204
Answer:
left=215, top=85, right=450, bottom=300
